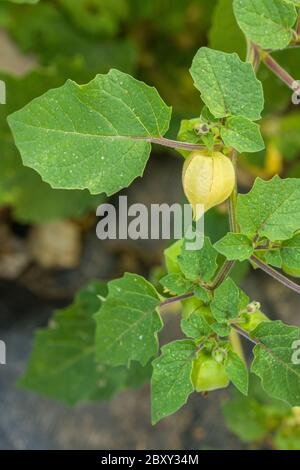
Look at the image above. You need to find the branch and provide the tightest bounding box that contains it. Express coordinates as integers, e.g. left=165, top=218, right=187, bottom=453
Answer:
left=261, top=51, right=300, bottom=93
left=228, top=150, right=239, bottom=233
left=210, top=260, right=236, bottom=290
left=246, top=41, right=261, bottom=71
left=137, top=136, right=208, bottom=151
left=250, top=255, right=300, bottom=295
left=159, top=292, right=194, bottom=308
left=232, top=324, right=259, bottom=345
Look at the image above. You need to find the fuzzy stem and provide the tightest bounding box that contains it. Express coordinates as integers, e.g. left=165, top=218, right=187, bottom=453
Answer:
left=250, top=255, right=300, bottom=295
left=261, top=51, right=300, bottom=93
left=230, top=329, right=246, bottom=362
left=210, top=260, right=236, bottom=290
left=135, top=136, right=211, bottom=151
left=228, top=150, right=239, bottom=233
left=159, top=292, right=193, bottom=308
left=232, top=324, right=259, bottom=345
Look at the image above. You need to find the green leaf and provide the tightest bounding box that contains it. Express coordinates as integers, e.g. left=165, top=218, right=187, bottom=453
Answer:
left=233, top=0, right=297, bottom=50
left=194, top=285, right=211, bottom=304
left=282, top=0, right=300, bottom=5
left=8, top=69, right=171, bottom=196
left=181, top=312, right=212, bottom=340
left=215, top=233, right=254, bottom=261
left=211, top=278, right=240, bottom=323
left=178, top=236, right=218, bottom=282
left=18, top=281, right=150, bottom=404
left=95, top=273, right=163, bottom=367
left=221, top=116, right=265, bottom=153
left=222, top=395, right=268, bottom=443
left=211, top=322, right=232, bottom=337
left=251, top=321, right=300, bottom=406
left=0, top=67, right=104, bottom=223
left=281, top=234, right=300, bottom=273
left=164, top=239, right=184, bottom=274
left=225, top=351, right=249, bottom=395
left=237, top=176, right=300, bottom=241
left=190, top=47, right=264, bottom=120
left=264, top=249, right=282, bottom=268
left=151, top=340, right=195, bottom=424
left=176, top=117, right=203, bottom=158
left=160, top=273, right=194, bottom=296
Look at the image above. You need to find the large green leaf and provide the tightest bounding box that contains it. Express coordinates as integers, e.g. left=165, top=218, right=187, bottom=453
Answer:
left=190, top=47, right=264, bottom=120
left=233, top=0, right=297, bottom=50
left=19, top=281, right=150, bottom=404
left=95, top=273, right=163, bottom=366
left=151, top=340, right=195, bottom=424
left=8, top=69, right=171, bottom=195
left=237, top=176, right=300, bottom=241
left=251, top=321, right=300, bottom=406
left=0, top=66, right=103, bottom=223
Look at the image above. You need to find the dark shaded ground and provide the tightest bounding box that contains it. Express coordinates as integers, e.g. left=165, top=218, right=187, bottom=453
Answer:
left=1, top=270, right=300, bottom=450
left=0, top=279, right=239, bottom=450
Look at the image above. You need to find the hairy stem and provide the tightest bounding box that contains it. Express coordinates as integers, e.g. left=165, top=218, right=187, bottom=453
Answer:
left=210, top=260, right=236, bottom=290
left=261, top=51, right=300, bottom=93
left=230, top=329, right=246, bottom=362
left=246, top=41, right=261, bottom=71
left=138, top=136, right=208, bottom=151
left=250, top=255, right=300, bottom=295
left=159, top=292, right=193, bottom=308
left=228, top=150, right=239, bottom=233
left=232, top=324, right=259, bottom=345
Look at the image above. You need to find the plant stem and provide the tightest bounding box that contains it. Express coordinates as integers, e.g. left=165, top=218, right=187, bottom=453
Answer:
left=228, top=150, right=239, bottom=233
left=232, top=324, right=259, bottom=345
left=246, top=41, right=260, bottom=71
left=159, top=292, right=193, bottom=308
left=261, top=51, right=300, bottom=93
left=229, top=329, right=246, bottom=362
left=250, top=254, right=300, bottom=295
left=296, top=13, right=300, bottom=36
left=136, top=136, right=218, bottom=152
left=210, top=260, right=236, bottom=290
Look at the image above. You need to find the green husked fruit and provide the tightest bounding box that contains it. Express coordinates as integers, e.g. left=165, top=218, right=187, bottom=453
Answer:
left=241, top=311, right=269, bottom=333
left=192, top=350, right=229, bottom=392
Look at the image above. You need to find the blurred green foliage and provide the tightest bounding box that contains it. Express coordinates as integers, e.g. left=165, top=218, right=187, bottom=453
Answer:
left=0, top=0, right=299, bottom=223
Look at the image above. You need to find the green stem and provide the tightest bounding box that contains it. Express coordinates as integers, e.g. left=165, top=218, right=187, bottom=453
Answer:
left=246, top=41, right=261, bottom=71
left=228, top=150, right=239, bottom=233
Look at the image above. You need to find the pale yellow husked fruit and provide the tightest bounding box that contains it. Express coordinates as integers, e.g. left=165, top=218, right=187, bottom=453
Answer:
left=182, top=151, right=235, bottom=219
